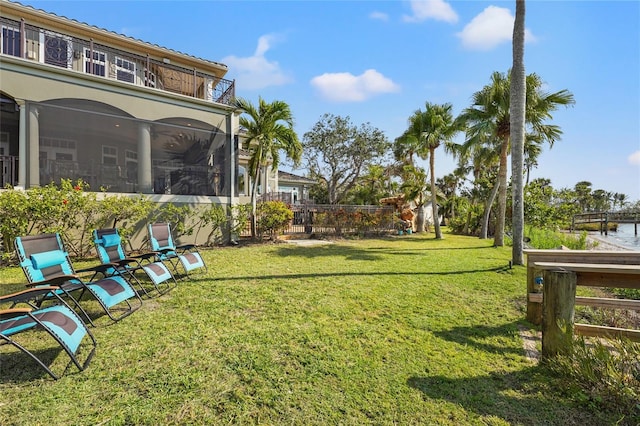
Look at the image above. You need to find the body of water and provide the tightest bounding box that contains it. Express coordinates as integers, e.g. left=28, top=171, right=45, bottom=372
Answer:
left=598, top=223, right=640, bottom=250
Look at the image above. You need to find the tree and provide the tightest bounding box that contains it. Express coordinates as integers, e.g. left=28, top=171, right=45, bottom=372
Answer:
left=395, top=103, right=460, bottom=236
left=458, top=71, right=575, bottom=246
left=302, top=114, right=389, bottom=204
left=234, top=97, right=302, bottom=238
left=511, top=0, right=526, bottom=264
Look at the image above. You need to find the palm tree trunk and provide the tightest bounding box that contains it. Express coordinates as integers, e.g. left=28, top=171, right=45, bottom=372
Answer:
left=250, top=168, right=261, bottom=239
left=494, top=137, right=509, bottom=247
left=481, top=181, right=500, bottom=239
left=430, top=148, right=442, bottom=239
left=511, top=0, right=527, bottom=264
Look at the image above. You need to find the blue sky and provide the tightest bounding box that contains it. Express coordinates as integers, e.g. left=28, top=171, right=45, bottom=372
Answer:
left=19, top=0, right=640, bottom=201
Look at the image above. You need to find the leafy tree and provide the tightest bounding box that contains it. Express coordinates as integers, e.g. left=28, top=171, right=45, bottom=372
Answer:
left=346, top=164, right=396, bottom=205
left=302, top=114, right=390, bottom=204
left=234, top=97, right=302, bottom=238
left=457, top=71, right=575, bottom=246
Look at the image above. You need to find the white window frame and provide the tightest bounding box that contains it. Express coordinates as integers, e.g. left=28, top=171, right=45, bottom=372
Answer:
left=102, top=145, right=118, bottom=165
left=1, top=25, right=21, bottom=57
left=40, top=137, right=77, bottom=161
left=115, top=56, right=136, bottom=83
left=84, top=47, right=107, bottom=77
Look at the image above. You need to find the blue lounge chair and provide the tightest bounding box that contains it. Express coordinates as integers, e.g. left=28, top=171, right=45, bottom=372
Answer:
left=147, top=222, right=207, bottom=278
left=0, top=286, right=97, bottom=380
left=93, top=228, right=176, bottom=297
left=14, top=233, right=142, bottom=326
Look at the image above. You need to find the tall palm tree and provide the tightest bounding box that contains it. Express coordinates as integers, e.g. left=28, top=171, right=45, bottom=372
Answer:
left=396, top=103, right=460, bottom=237
left=234, top=97, right=302, bottom=238
left=511, top=0, right=526, bottom=264
left=458, top=71, right=574, bottom=246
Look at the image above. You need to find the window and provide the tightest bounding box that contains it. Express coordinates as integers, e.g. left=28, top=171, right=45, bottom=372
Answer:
left=125, top=150, right=137, bottom=182
left=102, top=145, right=117, bottom=165
left=40, top=137, right=77, bottom=161
left=43, top=32, right=72, bottom=68
left=1, top=26, right=20, bottom=57
left=115, top=57, right=136, bottom=83
left=84, top=48, right=106, bottom=77
left=237, top=166, right=246, bottom=196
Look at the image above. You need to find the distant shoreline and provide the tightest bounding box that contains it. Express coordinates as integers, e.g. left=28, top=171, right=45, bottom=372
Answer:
left=585, top=232, right=635, bottom=251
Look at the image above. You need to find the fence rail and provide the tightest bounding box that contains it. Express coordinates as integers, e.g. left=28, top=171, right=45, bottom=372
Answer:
left=572, top=211, right=640, bottom=235
left=524, top=249, right=640, bottom=357
left=241, top=202, right=397, bottom=237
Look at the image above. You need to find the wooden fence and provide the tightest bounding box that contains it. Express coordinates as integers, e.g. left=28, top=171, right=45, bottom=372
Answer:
left=524, top=249, right=640, bottom=357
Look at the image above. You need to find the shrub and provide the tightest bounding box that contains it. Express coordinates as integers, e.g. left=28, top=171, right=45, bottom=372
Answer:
left=256, top=201, right=293, bottom=240
left=548, top=337, right=640, bottom=419
left=525, top=226, right=593, bottom=250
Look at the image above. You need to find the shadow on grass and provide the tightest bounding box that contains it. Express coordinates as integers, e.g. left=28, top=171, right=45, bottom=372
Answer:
left=207, top=265, right=510, bottom=283
left=0, top=346, right=63, bottom=383
left=432, top=321, right=528, bottom=358
left=273, top=243, right=504, bottom=261
left=412, top=321, right=635, bottom=425
left=407, top=367, right=587, bottom=426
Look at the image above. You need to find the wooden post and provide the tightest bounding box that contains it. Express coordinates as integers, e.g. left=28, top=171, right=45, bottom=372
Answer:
left=542, top=269, right=577, bottom=359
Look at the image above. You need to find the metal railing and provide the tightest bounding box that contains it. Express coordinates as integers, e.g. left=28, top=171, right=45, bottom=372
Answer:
left=0, top=16, right=235, bottom=106
left=0, top=155, right=18, bottom=187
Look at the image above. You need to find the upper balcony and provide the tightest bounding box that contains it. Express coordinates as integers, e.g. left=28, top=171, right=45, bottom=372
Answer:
left=0, top=14, right=235, bottom=106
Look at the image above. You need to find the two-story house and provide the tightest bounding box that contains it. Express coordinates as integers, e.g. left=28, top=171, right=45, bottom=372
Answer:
left=0, top=0, right=240, bottom=204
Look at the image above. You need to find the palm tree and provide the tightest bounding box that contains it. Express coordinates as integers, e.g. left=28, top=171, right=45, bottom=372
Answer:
left=511, top=0, right=526, bottom=264
left=234, top=97, right=302, bottom=238
left=458, top=71, right=575, bottom=246
left=396, top=103, right=460, bottom=237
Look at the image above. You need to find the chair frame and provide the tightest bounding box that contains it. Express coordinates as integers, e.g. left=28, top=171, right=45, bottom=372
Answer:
left=92, top=228, right=176, bottom=297
left=1, top=286, right=97, bottom=380
left=14, top=233, right=142, bottom=326
left=147, top=222, right=207, bottom=278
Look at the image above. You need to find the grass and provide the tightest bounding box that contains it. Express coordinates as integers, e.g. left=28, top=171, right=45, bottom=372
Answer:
left=0, top=231, right=635, bottom=425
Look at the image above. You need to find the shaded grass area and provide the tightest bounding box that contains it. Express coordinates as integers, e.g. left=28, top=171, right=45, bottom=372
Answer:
left=0, top=232, right=632, bottom=425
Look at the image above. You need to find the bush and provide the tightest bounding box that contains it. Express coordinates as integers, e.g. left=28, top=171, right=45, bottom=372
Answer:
left=256, top=201, right=293, bottom=240
left=548, top=337, right=640, bottom=419
left=525, top=226, right=593, bottom=250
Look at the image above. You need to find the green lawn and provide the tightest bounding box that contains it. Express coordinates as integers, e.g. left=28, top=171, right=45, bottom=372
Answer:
left=0, top=232, right=630, bottom=425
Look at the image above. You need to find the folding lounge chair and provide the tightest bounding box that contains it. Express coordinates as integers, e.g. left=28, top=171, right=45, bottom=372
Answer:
left=0, top=286, right=97, bottom=380
left=14, top=233, right=142, bottom=326
left=93, top=228, right=176, bottom=297
left=147, top=222, right=207, bottom=278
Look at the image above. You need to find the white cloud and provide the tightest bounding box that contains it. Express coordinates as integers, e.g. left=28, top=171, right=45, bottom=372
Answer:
left=369, top=11, right=389, bottom=22
left=457, top=6, right=537, bottom=51
left=222, top=34, right=292, bottom=90
left=629, top=150, right=640, bottom=166
left=403, top=0, right=458, bottom=24
left=310, top=69, right=400, bottom=102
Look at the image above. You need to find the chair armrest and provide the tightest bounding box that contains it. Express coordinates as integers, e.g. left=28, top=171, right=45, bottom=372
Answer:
left=1, top=286, right=60, bottom=304
left=26, top=275, right=79, bottom=288
left=0, top=307, right=33, bottom=319
left=176, top=244, right=197, bottom=251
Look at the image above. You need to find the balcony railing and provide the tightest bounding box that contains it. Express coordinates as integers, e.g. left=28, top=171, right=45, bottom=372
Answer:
left=0, top=155, right=18, bottom=188
left=0, top=16, right=235, bottom=106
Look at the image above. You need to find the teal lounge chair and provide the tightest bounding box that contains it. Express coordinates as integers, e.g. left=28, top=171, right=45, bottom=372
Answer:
left=147, top=222, right=207, bottom=278
left=93, top=228, right=176, bottom=297
left=0, top=286, right=97, bottom=380
left=14, top=233, right=142, bottom=326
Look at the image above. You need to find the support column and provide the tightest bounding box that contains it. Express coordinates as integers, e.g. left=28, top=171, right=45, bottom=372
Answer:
left=137, top=122, right=152, bottom=193
left=17, top=99, right=26, bottom=188
left=28, top=105, right=39, bottom=187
